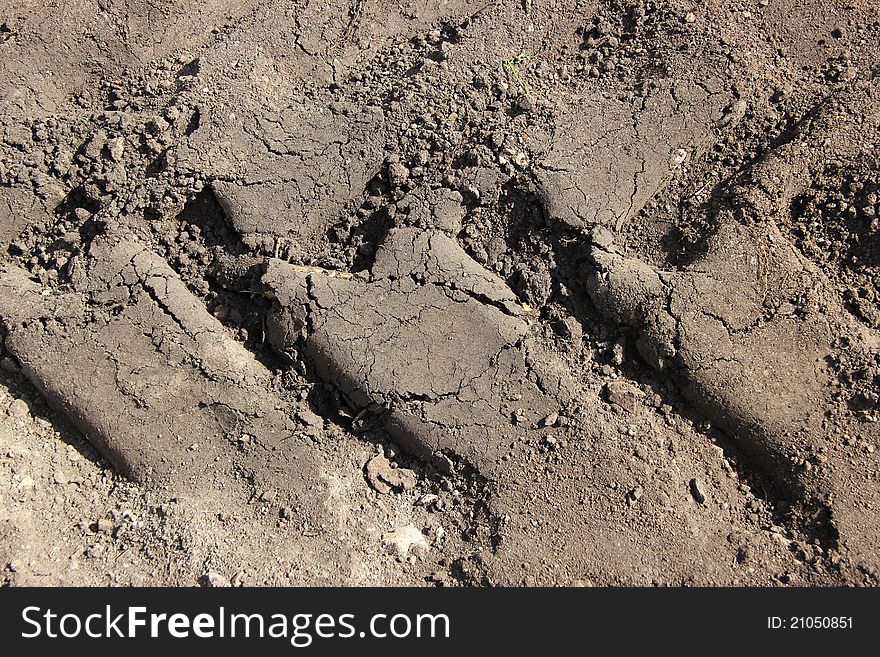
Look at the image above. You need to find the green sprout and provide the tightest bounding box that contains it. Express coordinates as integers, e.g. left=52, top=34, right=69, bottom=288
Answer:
left=504, top=50, right=531, bottom=97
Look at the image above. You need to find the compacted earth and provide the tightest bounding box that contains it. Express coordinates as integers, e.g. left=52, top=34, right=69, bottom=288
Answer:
left=1, top=0, right=879, bottom=587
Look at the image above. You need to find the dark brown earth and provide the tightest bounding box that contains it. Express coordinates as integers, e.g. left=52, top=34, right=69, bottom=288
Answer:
left=1, top=0, right=879, bottom=586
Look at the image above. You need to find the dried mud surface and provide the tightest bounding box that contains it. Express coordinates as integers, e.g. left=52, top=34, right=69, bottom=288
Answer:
left=1, top=0, right=879, bottom=586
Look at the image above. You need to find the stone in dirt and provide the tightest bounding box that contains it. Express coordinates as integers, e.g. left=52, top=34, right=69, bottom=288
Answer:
left=6, top=399, right=29, bottom=418
left=204, top=571, right=231, bottom=588
left=96, top=518, right=114, bottom=533
left=689, top=479, right=707, bottom=505
left=603, top=381, right=643, bottom=413
left=297, top=409, right=323, bottom=430
left=365, top=454, right=417, bottom=495
left=382, top=524, right=430, bottom=558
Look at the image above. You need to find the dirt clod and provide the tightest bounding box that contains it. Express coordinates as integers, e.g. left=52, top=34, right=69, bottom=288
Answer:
left=365, top=455, right=418, bottom=495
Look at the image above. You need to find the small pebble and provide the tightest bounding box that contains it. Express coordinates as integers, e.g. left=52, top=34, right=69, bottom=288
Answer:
left=689, top=478, right=707, bottom=504
left=204, top=571, right=231, bottom=587
left=297, top=409, right=323, bottom=429
left=7, top=399, right=29, bottom=418
left=540, top=412, right=559, bottom=428
left=590, top=226, right=615, bottom=248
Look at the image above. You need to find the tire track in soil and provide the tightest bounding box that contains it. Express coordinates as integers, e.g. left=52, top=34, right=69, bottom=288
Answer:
left=2, top=0, right=880, bottom=585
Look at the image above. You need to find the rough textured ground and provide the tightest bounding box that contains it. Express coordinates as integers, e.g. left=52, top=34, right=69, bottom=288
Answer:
left=1, top=0, right=879, bottom=586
